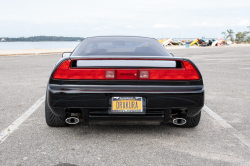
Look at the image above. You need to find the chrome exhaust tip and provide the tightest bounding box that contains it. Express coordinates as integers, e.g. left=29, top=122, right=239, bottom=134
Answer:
left=173, top=118, right=187, bottom=125
left=65, top=117, right=80, bottom=124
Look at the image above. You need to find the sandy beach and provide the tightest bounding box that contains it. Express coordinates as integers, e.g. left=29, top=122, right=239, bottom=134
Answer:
left=0, top=48, right=74, bottom=56
left=0, top=44, right=250, bottom=56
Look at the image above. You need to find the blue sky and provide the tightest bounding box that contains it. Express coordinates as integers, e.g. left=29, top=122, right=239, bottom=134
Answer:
left=0, top=0, right=249, bottom=38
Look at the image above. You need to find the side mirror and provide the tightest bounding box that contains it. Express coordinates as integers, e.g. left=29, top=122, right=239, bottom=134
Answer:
left=62, top=52, right=72, bottom=58
left=170, top=53, right=174, bottom=57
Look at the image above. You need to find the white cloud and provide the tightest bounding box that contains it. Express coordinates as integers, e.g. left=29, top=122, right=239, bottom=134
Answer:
left=76, top=28, right=86, bottom=31
left=0, top=0, right=250, bottom=37
left=126, top=25, right=134, bottom=28
left=237, top=20, right=250, bottom=26
left=153, top=24, right=180, bottom=29
left=188, top=22, right=224, bottom=28
left=103, top=26, right=113, bottom=29
left=92, top=28, right=102, bottom=30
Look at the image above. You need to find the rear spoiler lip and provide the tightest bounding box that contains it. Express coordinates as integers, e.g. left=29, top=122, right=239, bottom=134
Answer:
left=76, top=60, right=178, bottom=68
left=69, top=55, right=184, bottom=61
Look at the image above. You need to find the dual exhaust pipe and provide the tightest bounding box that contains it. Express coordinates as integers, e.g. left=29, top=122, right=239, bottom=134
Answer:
left=65, top=117, right=80, bottom=124
left=65, top=117, right=187, bottom=125
left=172, top=118, right=186, bottom=125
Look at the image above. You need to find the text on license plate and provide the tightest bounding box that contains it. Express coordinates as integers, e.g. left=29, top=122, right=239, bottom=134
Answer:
left=112, top=97, right=142, bottom=112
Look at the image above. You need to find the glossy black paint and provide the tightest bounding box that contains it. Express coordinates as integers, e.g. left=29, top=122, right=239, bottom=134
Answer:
left=46, top=59, right=204, bottom=121
left=47, top=90, right=204, bottom=118
left=46, top=38, right=204, bottom=122
left=49, top=84, right=203, bottom=92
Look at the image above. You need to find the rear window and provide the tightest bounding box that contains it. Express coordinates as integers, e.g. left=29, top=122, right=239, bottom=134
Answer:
left=71, top=37, right=171, bottom=56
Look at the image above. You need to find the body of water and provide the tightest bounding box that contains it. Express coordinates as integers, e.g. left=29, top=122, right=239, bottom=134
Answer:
left=0, top=42, right=81, bottom=50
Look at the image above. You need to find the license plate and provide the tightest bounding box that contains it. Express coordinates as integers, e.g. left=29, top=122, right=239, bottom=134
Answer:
left=112, top=97, right=143, bottom=113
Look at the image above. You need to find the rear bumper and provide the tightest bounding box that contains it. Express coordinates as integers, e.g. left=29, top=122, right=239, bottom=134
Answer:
left=48, top=84, right=204, bottom=93
left=47, top=84, right=204, bottom=119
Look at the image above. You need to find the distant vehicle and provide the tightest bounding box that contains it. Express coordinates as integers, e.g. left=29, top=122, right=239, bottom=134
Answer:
left=45, top=36, right=204, bottom=127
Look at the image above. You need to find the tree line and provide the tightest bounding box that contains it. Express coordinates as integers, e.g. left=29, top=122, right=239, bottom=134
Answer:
left=1, top=36, right=85, bottom=42
left=222, top=27, right=250, bottom=43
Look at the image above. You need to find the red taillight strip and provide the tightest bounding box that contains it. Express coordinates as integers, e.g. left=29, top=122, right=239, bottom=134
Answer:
left=53, top=60, right=115, bottom=79
left=53, top=60, right=200, bottom=80
left=139, top=61, right=200, bottom=80
left=53, top=60, right=71, bottom=79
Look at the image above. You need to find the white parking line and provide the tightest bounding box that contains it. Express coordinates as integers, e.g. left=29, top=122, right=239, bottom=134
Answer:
left=1, top=97, right=249, bottom=148
left=0, top=95, right=45, bottom=144
left=203, top=105, right=250, bottom=148
left=203, top=105, right=233, bottom=129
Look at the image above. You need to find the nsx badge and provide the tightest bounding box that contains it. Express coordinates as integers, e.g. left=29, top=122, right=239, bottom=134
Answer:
left=120, top=73, right=137, bottom=76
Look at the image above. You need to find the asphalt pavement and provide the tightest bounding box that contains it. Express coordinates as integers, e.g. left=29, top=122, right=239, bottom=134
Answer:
left=0, top=47, right=250, bottom=166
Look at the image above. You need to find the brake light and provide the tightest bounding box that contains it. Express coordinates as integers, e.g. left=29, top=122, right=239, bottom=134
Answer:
left=182, top=61, right=200, bottom=80
left=53, top=60, right=200, bottom=80
left=139, top=61, right=200, bottom=80
left=53, top=60, right=115, bottom=80
left=53, top=60, right=71, bottom=79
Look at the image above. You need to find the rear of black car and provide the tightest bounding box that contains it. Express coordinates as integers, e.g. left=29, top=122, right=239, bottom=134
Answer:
left=46, top=36, right=204, bottom=127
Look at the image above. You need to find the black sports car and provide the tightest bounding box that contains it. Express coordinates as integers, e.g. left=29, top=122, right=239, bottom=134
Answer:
left=46, top=36, right=204, bottom=127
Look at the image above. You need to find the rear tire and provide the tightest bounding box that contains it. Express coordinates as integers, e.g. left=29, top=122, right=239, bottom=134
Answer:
left=175, top=111, right=201, bottom=128
left=45, top=100, right=68, bottom=127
